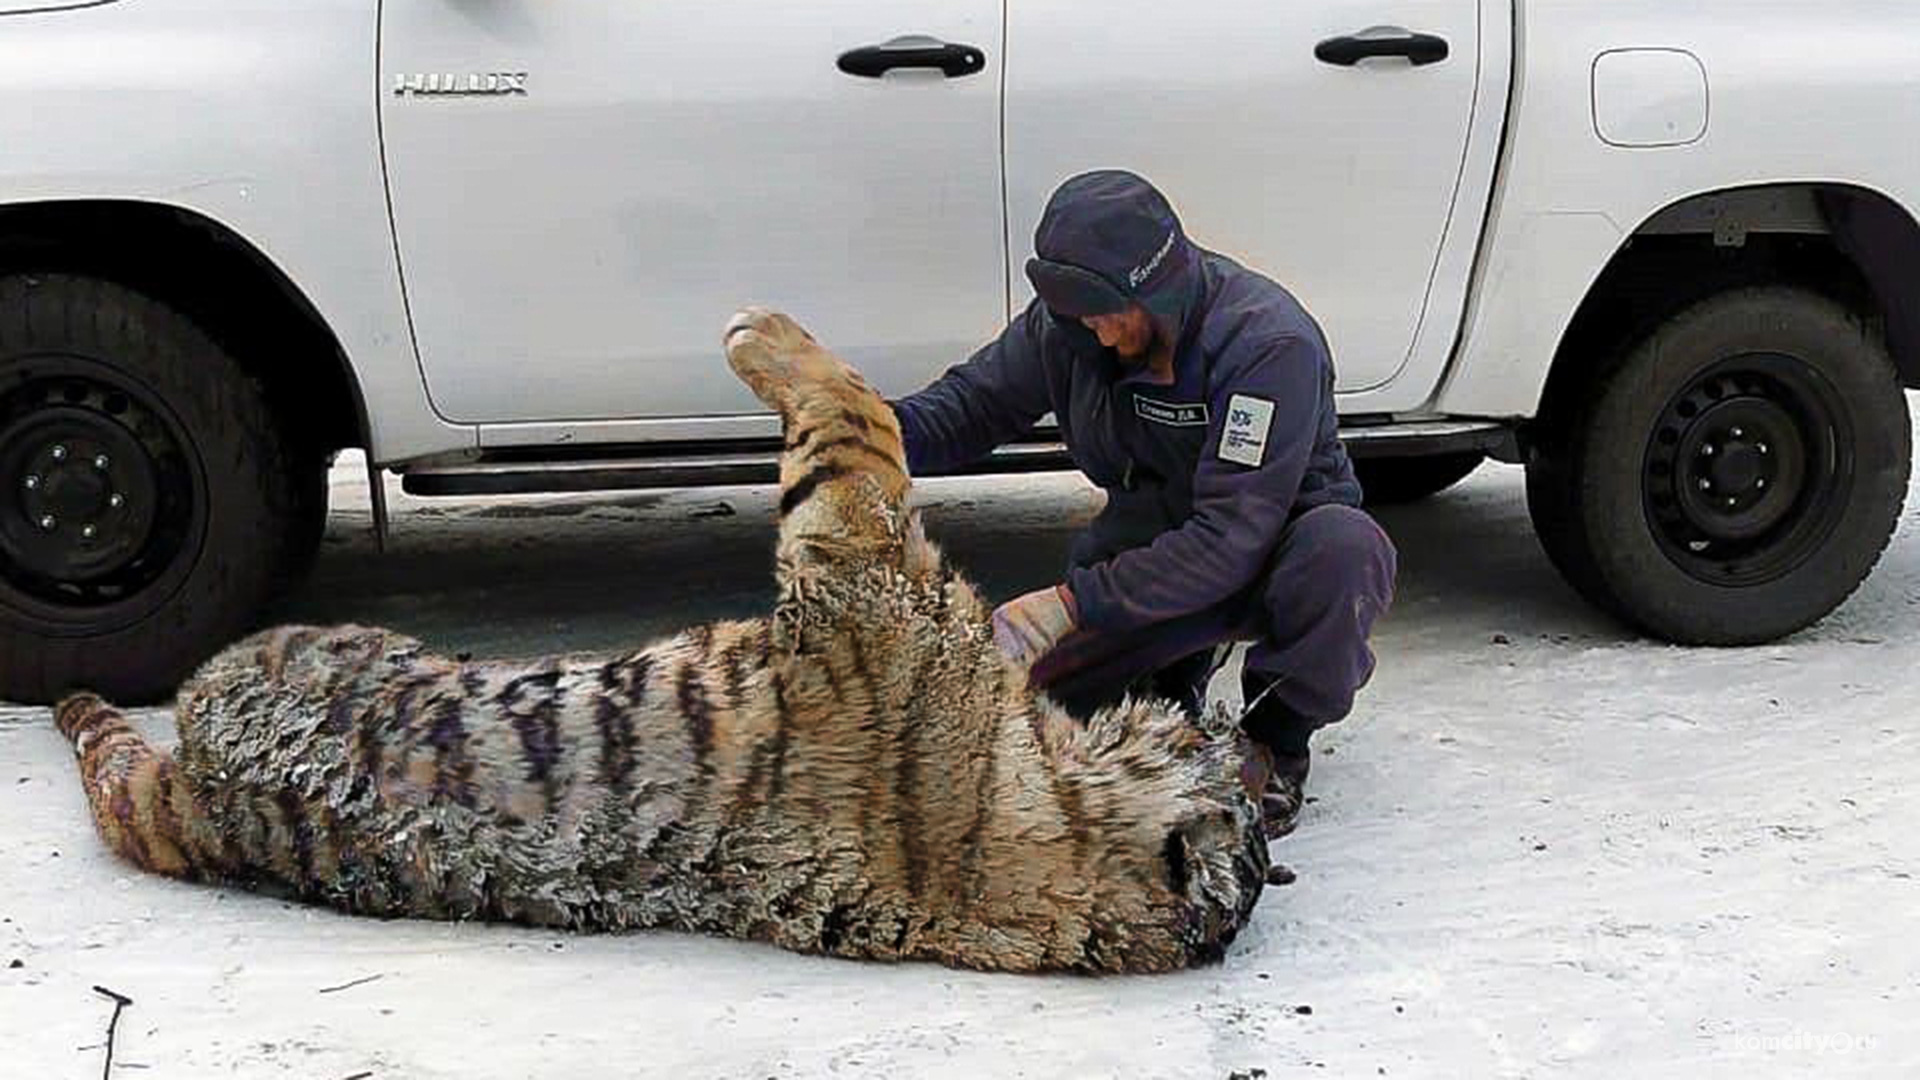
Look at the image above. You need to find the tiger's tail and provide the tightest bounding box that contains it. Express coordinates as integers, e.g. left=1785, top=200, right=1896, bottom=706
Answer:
left=54, top=693, right=216, bottom=881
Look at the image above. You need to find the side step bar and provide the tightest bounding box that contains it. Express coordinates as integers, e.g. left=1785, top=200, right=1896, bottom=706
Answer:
left=399, top=441, right=1076, bottom=497
left=399, top=421, right=1512, bottom=497
left=1339, top=419, right=1515, bottom=460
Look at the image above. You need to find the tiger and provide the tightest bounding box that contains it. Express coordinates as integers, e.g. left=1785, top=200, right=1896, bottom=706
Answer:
left=51, top=307, right=1268, bottom=974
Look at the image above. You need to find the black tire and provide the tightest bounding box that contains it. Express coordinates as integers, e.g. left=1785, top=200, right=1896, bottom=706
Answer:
left=1526, top=286, right=1911, bottom=644
left=0, top=274, right=295, bottom=704
left=1354, top=452, right=1485, bottom=507
left=274, top=447, right=331, bottom=594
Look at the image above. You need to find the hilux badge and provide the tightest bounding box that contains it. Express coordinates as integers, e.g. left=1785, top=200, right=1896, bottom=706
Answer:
left=394, top=73, right=529, bottom=97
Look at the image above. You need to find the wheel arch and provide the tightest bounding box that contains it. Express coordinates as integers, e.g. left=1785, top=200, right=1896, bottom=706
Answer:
left=1531, top=182, right=1920, bottom=444
left=0, top=199, right=370, bottom=464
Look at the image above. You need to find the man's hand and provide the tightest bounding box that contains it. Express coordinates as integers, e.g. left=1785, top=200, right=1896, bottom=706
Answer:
left=991, top=585, right=1079, bottom=666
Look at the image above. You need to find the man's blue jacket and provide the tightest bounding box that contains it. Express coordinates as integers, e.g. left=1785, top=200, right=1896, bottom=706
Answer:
left=893, top=180, right=1361, bottom=635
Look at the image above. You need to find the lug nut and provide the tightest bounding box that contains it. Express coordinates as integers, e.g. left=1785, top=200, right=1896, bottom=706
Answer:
left=22, top=474, right=39, bottom=491
left=1698, top=478, right=1713, bottom=491
left=108, top=493, right=125, bottom=509
left=1701, top=444, right=1716, bottom=457
left=93, top=454, right=109, bottom=470
left=1730, top=427, right=1745, bottom=439
left=38, top=514, right=56, bottom=531
left=49, top=444, right=67, bottom=462
left=1726, top=498, right=1739, bottom=508
left=1756, top=478, right=1767, bottom=490
left=81, top=524, right=97, bottom=540
left=1757, top=443, right=1770, bottom=456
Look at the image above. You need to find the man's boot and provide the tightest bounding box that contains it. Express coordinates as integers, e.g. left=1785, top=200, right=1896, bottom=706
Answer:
left=1240, top=674, right=1315, bottom=838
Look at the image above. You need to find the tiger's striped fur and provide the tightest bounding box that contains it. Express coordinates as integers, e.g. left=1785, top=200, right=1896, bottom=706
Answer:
left=54, top=307, right=1267, bottom=974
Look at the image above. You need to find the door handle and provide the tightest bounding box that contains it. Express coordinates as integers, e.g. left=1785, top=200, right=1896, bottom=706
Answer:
left=1314, top=27, right=1450, bottom=67
left=837, top=35, right=986, bottom=78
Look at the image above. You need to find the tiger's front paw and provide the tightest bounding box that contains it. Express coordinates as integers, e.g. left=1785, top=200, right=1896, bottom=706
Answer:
left=724, top=307, right=819, bottom=409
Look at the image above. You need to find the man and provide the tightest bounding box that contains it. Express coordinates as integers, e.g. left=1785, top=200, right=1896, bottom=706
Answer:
left=891, top=170, right=1397, bottom=838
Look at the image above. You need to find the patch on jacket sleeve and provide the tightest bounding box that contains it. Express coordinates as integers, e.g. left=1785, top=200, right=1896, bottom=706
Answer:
left=1219, top=394, right=1275, bottom=467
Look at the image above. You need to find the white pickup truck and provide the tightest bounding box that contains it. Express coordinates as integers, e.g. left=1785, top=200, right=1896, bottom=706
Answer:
left=3, top=1, right=1915, bottom=704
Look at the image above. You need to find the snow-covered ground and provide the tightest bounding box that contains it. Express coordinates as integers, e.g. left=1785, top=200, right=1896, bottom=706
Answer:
left=3, top=444, right=1916, bottom=1079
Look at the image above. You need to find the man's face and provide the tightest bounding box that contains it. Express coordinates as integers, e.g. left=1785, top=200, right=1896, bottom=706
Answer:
left=1081, top=305, right=1155, bottom=361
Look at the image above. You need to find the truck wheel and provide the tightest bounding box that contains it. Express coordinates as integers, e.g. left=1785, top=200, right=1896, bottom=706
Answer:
left=1354, top=452, right=1485, bottom=506
left=274, top=447, right=330, bottom=595
left=1526, top=286, right=1911, bottom=644
left=0, top=275, right=293, bottom=704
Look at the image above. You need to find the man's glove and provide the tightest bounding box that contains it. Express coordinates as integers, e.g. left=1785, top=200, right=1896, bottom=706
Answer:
left=991, top=584, right=1079, bottom=666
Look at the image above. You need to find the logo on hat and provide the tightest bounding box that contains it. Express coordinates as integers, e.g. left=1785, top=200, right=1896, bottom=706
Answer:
left=1127, top=229, right=1177, bottom=289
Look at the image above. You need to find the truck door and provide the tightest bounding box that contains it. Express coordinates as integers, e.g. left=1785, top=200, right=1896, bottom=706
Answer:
left=379, top=3, right=1006, bottom=425
left=1006, top=0, right=1482, bottom=393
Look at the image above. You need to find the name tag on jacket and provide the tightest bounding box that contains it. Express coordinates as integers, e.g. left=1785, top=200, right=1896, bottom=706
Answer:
left=1133, top=395, right=1210, bottom=427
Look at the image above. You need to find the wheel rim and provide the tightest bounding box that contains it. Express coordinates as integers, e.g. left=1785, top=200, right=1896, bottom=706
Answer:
left=1642, top=352, right=1853, bottom=587
left=0, top=360, right=203, bottom=618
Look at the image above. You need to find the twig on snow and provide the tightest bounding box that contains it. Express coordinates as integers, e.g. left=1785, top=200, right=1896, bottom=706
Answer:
left=90, top=985, right=132, bottom=1080
left=318, top=974, right=384, bottom=995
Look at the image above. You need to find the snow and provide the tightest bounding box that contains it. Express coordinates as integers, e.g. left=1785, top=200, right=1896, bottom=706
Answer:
left=3, top=443, right=1917, bottom=1078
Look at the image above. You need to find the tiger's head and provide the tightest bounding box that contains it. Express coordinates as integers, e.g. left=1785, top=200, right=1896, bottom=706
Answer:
left=1027, top=696, right=1269, bottom=972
